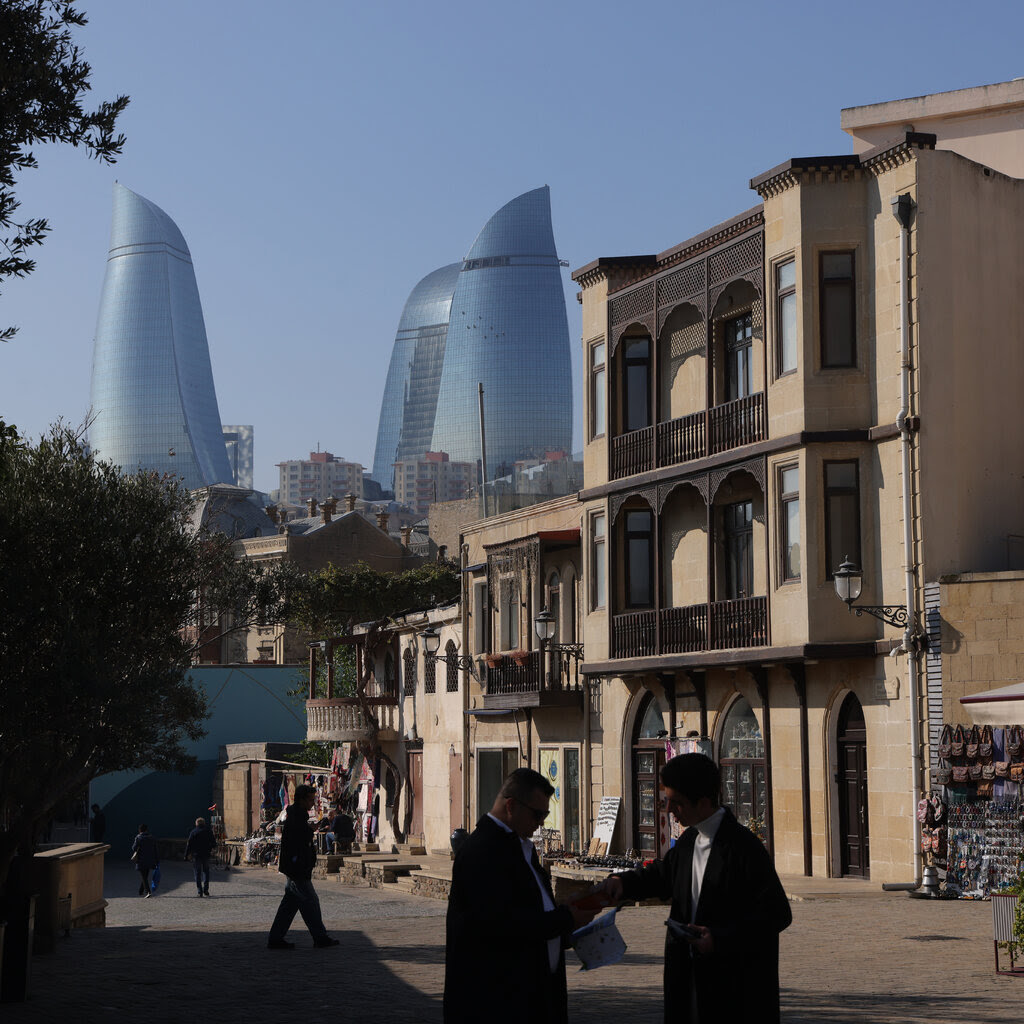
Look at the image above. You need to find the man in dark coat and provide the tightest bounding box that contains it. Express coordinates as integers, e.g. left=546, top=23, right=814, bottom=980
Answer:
left=184, top=816, right=217, bottom=897
left=444, top=768, right=596, bottom=1024
left=599, top=753, right=791, bottom=1024
left=267, top=785, right=339, bottom=949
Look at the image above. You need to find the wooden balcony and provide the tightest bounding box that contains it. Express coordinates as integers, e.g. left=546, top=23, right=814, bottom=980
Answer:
left=611, top=392, right=766, bottom=480
left=483, top=651, right=583, bottom=710
left=611, top=597, right=767, bottom=659
left=305, top=697, right=399, bottom=743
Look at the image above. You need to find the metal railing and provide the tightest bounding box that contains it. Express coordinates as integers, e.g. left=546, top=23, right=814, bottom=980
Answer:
left=612, top=597, right=767, bottom=658
left=485, top=648, right=583, bottom=695
left=611, top=393, right=766, bottom=479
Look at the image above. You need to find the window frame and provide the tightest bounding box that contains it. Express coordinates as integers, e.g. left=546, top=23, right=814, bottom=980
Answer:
left=589, top=338, right=607, bottom=440
left=777, top=463, right=800, bottom=584
left=722, top=500, right=754, bottom=600
left=590, top=512, right=606, bottom=611
left=622, top=335, right=652, bottom=433
left=823, top=459, right=861, bottom=580
left=623, top=507, right=654, bottom=609
left=775, top=258, right=797, bottom=377
left=819, top=250, right=857, bottom=369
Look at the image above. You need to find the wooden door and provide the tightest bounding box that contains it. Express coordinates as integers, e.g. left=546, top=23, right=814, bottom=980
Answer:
left=837, top=693, right=869, bottom=877
left=408, top=751, right=423, bottom=839
left=633, top=745, right=666, bottom=858
left=449, top=753, right=463, bottom=833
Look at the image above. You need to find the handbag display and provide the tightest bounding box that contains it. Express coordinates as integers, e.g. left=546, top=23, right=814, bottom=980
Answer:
left=1010, top=763, right=1024, bottom=783
left=935, top=761, right=952, bottom=786
left=977, top=779, right=994, bottom=798
left=952, top=765, right=969, bottom=784
left=982, top=762, right=996, bottom=780
left=995, top=760, right=1011, bottom=778
left=968, top=762, right=983, bottom=781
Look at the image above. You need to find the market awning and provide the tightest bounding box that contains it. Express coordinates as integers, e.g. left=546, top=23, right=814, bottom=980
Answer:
left=959, top=682, right=1024, bottom=725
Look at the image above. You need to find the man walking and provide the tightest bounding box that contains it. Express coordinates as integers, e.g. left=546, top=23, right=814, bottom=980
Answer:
left=267, top=784, right=339, bottom=949
left=444, top=768, right=596, bottom=1024
left=597, top=753, right=791, bottom=1024
left=185, top=816, right=217, bottom=897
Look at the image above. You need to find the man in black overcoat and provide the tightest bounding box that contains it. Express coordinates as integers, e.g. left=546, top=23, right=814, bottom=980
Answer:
left=599, top=753, right=791, bottom=1024
left=444, top=768, right=596, bottom=1024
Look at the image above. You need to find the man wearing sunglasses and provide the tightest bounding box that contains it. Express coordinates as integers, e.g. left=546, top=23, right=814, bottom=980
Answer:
left=444, top=767, right=597, bottom=1023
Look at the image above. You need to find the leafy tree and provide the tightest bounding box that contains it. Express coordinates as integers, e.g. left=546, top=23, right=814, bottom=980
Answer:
left=1, top=1, right=128, bottom=340
left=0, top=425, right=293, bottom=888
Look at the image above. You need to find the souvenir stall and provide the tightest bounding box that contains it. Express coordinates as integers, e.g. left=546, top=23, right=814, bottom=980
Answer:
left=930, top=689, right=1024, bottom=898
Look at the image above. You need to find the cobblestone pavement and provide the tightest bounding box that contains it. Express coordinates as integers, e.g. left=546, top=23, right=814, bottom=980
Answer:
left=3, top=860, right=1021, bottom=1023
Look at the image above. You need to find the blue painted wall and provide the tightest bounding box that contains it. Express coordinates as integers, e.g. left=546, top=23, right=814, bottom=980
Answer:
left=91, top=665, right=308, bottom=856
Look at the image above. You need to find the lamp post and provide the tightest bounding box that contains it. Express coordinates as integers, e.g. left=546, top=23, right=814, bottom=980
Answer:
left=534, top=607, right=556, bottom=688
left=420, top=624, right=474, bottom=670
left=832, top=557, right=924, bottom=647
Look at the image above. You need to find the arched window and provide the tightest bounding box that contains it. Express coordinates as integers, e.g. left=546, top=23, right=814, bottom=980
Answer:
left=632, top=692, right=668, bottom=858
left=718, top=697, right=767, bottom=843
left=446, top=639, right=459, bottom=692
left=383, top=649, right=396, bottom=698
left=424, top=651, right=436, bottom=694
left=403, top=647, right=416, bottom=692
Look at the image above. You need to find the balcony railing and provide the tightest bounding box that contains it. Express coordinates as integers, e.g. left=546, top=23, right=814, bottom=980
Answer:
left=611, top=392, right=765, bottom=480
left=483, top=649, right=584, bottom=706
left=305, top=697, right=399, bottom=743
left=611, top=597, right=767, bottom=658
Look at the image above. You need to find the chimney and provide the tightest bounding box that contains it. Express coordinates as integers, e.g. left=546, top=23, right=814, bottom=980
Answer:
left=400, top=525, right=412, bottom=547
left=376, top=510, right=390, bottom=532
left=345, top=493, right=357, bottom=512
left=306, top=498, right=318, bottom=518
left=264, top=505, right=279, bottom=525
left=322, top=496, right=337, bottom=523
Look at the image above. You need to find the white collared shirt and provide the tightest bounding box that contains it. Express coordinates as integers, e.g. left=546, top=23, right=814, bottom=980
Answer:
left=690, top=806, right=726, bottom=922
left=488, top=813, right=560, bottom=972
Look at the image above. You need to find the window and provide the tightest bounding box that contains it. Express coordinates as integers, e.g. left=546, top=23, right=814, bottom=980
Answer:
left=824, top=460, right=860, bottom=578
left=778, top=465, right=800, bottom=582
left=477, top=748, right=519, bottom=818
left=624, top=509, right=654, bottom=608
left=719, top=698, right=767, bottom=843
left=623, top=337, right=651, bottom=432
left=591, top=513, right=606, bottom=610
left=776, top=260, right=797, bottom=375
left=424, top=651, right=436, bottom=694
left=820, top=251, right=856, bottom=367
left=446, top=639, right=459, bottom=692
left=472, top=579, right=490, bottom=653
left=725, top=313, right=753, bottom=401
left=724, top=501, right=754, bottom=599
left=500, top=583, right=519, bottom=650
left=590, top=340, right=606, bottom=439
left=403, top=647, right=416, bottom=692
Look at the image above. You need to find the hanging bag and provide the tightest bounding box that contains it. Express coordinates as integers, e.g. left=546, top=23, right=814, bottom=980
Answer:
left=937, top=724, right=953, bottom=760
left=995, top=760, right=1011, bottom=779
left=951, top=724, right=966, bottom=758
left=968, top=762, right=983, bottom=781
left=966, top=724, right=981, bottom=762
left=952, top=764, right=969, bottom=784
left=1007, top=724, right=1023, bottom=759
left=979, top=725, right=994, bottom=764
left=935, top=760, right=952, bottom=786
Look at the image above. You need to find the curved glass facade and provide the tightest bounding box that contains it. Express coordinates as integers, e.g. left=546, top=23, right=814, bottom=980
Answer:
left=371, top=187, right=572, bottom=492
left=432, top=186, right=571, bottom=475
left=371, top=263, right=461, bottom=488
left=89, top=183, right=233, bottom=490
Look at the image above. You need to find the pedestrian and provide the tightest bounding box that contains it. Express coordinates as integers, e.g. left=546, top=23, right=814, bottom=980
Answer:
left=443, top=767, right=597, bottom=1024
left=325, top=804, right=355, bottom=853
left=90, top=803, right=106, bottom=843
left=130, top=824, right=160, bottom=898
left=596, top=753, right=792, bottom=1024
left=185, top=816, right=217, bottom=897
left=267, top=784, right=340, bottom=949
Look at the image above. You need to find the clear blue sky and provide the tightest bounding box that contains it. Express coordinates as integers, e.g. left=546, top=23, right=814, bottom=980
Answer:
left=3, top=0, right=1021, bottom=493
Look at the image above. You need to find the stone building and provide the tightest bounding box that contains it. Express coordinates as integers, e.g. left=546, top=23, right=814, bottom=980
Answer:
left=570, top=78, right=1024, bottom=882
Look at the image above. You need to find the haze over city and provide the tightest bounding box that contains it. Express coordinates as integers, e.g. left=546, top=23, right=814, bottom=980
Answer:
left=2, top=0, right=1021, bottom=493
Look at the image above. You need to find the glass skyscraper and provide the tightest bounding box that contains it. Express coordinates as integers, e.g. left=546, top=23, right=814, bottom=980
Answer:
left=371, top=263, right=461, bottom=487
left=371, top=186, right=572, bottom=493
left=89, top=183, right=234, bottom=491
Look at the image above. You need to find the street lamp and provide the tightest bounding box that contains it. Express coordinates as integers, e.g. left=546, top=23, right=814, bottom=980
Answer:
left=534, top=607, right=556, bottom=645
left=420, top=624, right=474, bottom=669
left=832, top=556, right=925, bottom=647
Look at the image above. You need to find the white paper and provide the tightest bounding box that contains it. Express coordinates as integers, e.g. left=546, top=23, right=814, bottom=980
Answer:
left=571, top=908, right=627, bottom=971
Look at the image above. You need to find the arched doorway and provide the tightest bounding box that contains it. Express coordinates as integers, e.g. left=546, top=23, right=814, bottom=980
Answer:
left=718, top=697, right=768, bottom=847
left=837, top=692, right=869, bottom=877
left=632, top=692, right=669, bottom=858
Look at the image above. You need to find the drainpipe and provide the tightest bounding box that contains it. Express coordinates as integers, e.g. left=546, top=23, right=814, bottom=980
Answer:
left=885, top=192, right=929, bottom=893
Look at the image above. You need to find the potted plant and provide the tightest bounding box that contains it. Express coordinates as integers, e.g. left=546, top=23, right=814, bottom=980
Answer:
left=483, top=652, right=504, bottom=669
left=509, top=649, right=531, bottom=667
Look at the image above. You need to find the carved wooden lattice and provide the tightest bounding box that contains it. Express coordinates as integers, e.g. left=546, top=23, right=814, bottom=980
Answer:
left=657, top=261, right=706, bottom=334
left=709, top=456, right=767, bottom=504
left=486, top=537, right=540, bottom=599
left=609, top=281, right=656, bottom=355
left=657, top=475, right=710, bottom=513
left=610, top=487, right=657, bottom=524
